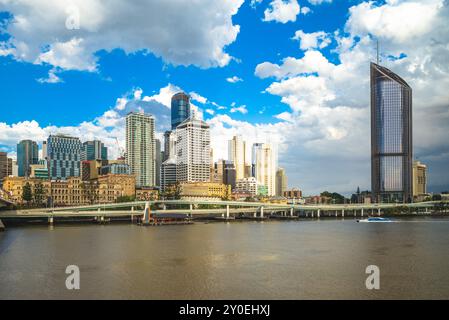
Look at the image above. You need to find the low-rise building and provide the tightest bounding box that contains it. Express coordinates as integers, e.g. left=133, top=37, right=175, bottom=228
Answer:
left=284, top=188, right=302, bottom=199
left=29, top=164, right=49, bottom=179
left=179, top=182, right=231, bottom=201
left=304, top=195, right=332, bottom=205
left=231, top=191, right=253, bottom=201
left=235, top=177, right=257, bottom=196
left=3, top=174, right=135, bottom=206
left=136, top=187, right=159, bottom=201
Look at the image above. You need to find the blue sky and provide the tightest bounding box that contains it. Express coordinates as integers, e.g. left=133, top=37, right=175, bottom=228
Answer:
left=1, top=1, right=351, bottom=125
left=1, top=0, right=448, bottom=195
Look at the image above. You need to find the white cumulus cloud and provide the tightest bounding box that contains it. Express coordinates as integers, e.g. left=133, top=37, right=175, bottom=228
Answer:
left=263, top=0, right=300, bottom=23
left=0, top=0, right=244, bottom=74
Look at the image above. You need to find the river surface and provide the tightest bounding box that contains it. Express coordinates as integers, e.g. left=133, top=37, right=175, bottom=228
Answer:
left=1, top=217, right=449, bottom=299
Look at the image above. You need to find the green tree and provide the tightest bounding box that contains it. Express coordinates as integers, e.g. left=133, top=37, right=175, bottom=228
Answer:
left=22, top=182, right=33, bottom=205
left=33, top=182, right=47, bottom=207
left=320, top=191, right=346, bottom=204
left=116, top=195, right=136, bottom=203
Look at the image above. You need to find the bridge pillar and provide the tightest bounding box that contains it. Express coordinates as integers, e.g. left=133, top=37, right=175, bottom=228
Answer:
left=226, top=205, right=230, bottom=219
left=361, top=208, right=364, bottom=217
left=342, top=209, right=345, bottom=217
left=317, top=209, right=320, bottom=218
left=48, top=216, right=54, bottom=225
left=260, top=206, right=264, bottom=218
left=253, top=210, right=257, bottom=218
left=377, top=208, right=381, bottom=216
left=290, top=207, right=294, bottom=217
left=143, top=202, right=151, bottom=225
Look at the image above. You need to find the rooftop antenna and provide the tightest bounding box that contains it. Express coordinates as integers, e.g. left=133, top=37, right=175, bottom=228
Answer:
left=376, top=38, right=380, bottom=65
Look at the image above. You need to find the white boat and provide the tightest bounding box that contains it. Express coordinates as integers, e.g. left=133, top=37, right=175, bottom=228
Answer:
left=357, top=217, right=392, bottom=223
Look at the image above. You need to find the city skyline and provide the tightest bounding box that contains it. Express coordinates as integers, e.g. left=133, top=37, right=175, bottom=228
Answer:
left=1, top=0, right=448, bottom=195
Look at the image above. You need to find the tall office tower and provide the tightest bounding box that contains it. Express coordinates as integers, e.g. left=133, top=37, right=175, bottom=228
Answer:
left=42, top=141, right=47, bottom=160
left=0, top=152, right=9, bottom=180
left=82, top=140, right=108, bottom=161
left=228, top=135, right=246, bottom=180
left=371, top=62, right=412, bottom=203
left=171, top=92, right=191, bottom=130
left=175, top=117, right=210, bottom=183
left=275, top=167, right=288, bottom=197
left=253, top=143, right=277, bottom=196
left=412, top=160, right=427, bottom=197
left=212, top=159, right=236, bottom=189
left=251, top=143, right=264, bottom=177
left=155, top=139, right=162, bottom=187
left=126, top=112, right=156, bottom=187
left=17, top=140, right=39, bottom=177
left=163, top=130, right=172, bottom=161
left=161, top=131, right=177, bottom=191
left=47, top=135, right=82, bottom=180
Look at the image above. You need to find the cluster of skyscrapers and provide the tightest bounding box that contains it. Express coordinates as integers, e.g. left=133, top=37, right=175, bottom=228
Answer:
left=128, top=92, right=288, bottom=197
left=0, top=61, right=430, bottom=204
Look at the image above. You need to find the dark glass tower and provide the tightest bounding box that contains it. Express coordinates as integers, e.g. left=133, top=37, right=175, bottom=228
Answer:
left=171, top=92, right=190, bottom=129
left=17, top=140, right=38, bottom=177
left=371, top=62, right=412, bottom=203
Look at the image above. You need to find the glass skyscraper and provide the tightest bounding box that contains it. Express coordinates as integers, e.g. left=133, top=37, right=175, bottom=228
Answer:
left=171, top=92, right=190, bottom=130
left=82, top=140, right=108, bottom=161
left=17, top=140, right=38, bottom=177
left=370, top=62, right=412, bottom=203
left=47, top=135, right=82, bottom=180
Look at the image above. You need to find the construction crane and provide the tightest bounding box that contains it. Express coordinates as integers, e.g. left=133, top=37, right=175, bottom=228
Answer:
left=114, top=137, right=125, bottom=159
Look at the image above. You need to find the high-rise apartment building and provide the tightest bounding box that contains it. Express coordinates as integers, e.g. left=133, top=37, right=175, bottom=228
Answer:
left=126, top=112, right=156, bottom=187
left=175, top=117, right=210, bottom=183
left=371, top=62, right=413, bottom=203
left=275, top=167, right=287, bottom=197
left=412, top=160, right=427, bottom=197
left=17, top=140, right=38, bottom=177
left=253, top=143, right=276, bottom=196
left=82, top=140, right=108, bottom=161
left=47, top=135, right=82, bottom=180
left=228, top=135, right=246, bottom=181
left=171, top=92, right=191, bottom=130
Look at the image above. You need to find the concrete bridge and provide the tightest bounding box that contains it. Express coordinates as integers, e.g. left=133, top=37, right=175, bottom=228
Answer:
left=0, top=199, right=447, bottom=225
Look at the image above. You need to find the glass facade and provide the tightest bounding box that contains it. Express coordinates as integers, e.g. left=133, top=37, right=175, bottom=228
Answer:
left=17, top=140, right=38, bottom=177
left=47, top=135, right=82, bottom=180
left=371, top=63, right=412, bottom=203
left=171, top=92, right=191, bottom=130
left=82, top=140, right=108, bottom=161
